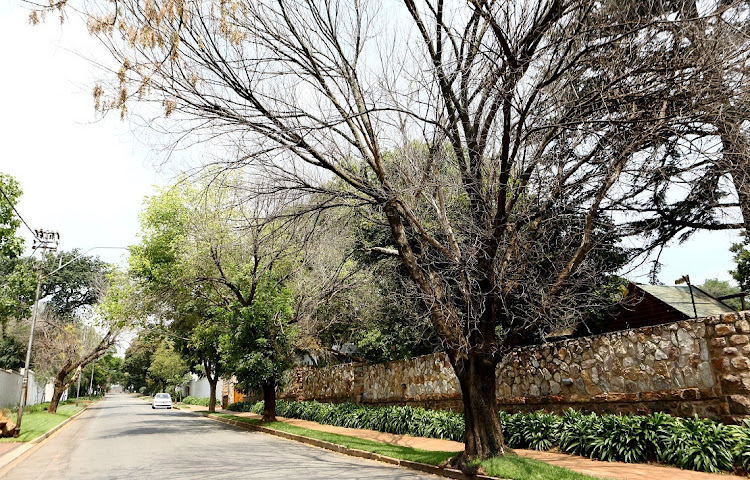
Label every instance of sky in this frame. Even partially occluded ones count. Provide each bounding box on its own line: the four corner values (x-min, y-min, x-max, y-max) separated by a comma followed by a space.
0, 2, 743, 287
0, 3, 172, 266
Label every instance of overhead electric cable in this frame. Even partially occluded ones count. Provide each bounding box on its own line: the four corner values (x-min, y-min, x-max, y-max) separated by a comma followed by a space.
0, 181, 40, 241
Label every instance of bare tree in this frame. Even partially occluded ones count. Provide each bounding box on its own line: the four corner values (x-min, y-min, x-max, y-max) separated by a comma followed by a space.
583, 1, 750, 255
29, 0, 750, 460
33, 310, 117, 413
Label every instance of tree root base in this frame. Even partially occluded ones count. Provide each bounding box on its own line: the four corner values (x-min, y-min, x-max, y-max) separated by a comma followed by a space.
439, 447, 516, 474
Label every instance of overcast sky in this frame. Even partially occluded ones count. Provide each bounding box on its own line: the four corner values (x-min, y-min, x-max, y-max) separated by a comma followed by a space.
0, 2, 743, 287
0, 3, 171, 266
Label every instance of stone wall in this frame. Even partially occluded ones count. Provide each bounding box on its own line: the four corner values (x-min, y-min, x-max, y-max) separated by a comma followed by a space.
280, 312, 750, 422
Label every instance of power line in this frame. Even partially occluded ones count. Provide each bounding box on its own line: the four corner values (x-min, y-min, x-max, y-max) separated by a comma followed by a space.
0, 181, 40, 241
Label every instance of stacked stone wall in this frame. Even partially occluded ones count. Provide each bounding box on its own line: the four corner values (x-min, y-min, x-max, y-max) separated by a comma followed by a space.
280, 312, 750, 422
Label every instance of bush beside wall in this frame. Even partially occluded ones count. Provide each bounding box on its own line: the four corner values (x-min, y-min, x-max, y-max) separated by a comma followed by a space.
182, 396, 211, 406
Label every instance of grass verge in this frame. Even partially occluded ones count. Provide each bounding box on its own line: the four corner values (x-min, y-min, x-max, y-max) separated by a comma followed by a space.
211, 413, 455, 464
209, 413, 603, 480
477, 456, 604, 480
1, 404, 85, 443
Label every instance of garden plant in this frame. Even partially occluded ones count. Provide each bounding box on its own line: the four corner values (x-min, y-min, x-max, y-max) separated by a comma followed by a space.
227, 400, 750, 474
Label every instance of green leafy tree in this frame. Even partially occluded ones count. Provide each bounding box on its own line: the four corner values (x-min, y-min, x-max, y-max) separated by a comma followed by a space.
70, 351, 125, 398
123, 332, 161, 392
41, 250, 110, 319
0, 335, 25, 370
0, 257, 35, 337
171, 309, 231, 412
0, 173, 24, 259
732, 237, 750, 294
220, 275, 296, 421
700, 279, 743, 311
0, 175, 34, 350
129, 175, 303, 414
148, 340, 190, 394
90, 352, 125, 393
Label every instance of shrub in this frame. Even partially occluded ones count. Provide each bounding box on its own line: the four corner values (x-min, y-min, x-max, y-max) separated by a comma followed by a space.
732, 419, 750, 472
226, 401, 259, 412
501, 411, 560, 451
182, 396, 211, 406
244, 399, 464, 441
225, 399, 750, 474
658, 416, 736, 473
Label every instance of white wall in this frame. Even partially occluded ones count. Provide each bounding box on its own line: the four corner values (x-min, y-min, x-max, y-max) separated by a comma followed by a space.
182, 374, 223, 399
0, 369, 47, 408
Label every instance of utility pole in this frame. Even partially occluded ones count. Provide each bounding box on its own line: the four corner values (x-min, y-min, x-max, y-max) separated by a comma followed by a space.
15, 229, 59, 436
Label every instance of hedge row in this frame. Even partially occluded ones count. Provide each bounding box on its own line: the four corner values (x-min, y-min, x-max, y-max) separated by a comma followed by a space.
227, 399, 750, 473
182, 396, 211, 406
501, 409, 750, 473
228, 399, 465, 441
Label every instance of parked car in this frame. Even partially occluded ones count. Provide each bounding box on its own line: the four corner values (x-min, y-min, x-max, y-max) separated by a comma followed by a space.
152, 393, 173, 409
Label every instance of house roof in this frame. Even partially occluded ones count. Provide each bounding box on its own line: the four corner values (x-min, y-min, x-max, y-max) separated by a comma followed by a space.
637, 284, 735, 318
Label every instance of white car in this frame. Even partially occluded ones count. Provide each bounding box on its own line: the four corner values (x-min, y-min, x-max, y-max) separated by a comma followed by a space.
152, 393, 173, 409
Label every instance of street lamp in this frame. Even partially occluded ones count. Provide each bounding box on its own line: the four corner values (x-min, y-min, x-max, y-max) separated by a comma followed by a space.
675, 274, 698, 319
15, 244, 127, 436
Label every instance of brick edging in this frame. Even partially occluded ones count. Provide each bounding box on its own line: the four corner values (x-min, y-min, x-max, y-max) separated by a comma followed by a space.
195, 412, 499, 480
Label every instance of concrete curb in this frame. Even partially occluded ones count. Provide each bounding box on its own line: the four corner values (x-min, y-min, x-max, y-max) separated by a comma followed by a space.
195, 412, 499, 480
0, 399, 98, 475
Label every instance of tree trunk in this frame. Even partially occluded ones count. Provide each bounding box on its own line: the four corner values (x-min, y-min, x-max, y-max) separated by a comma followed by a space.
208, 377, 218, 413
451, 352, 511, 460
262, 378, 276, 422
48, 378, 67, 414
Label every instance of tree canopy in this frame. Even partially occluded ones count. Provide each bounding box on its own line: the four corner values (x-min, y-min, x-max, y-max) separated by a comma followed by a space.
29, 0, 750, 461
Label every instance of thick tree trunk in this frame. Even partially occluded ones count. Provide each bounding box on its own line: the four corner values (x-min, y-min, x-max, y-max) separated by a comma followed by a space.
48, 378, 67, 414
262, 378, 276, 422
451, 353, 511, 460
48, 364, 81, 414
385, 200, 509, 459
208, 377, 218, 413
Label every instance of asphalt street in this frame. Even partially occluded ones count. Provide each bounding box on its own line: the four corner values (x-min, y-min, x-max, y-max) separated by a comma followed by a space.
1, 393, 439, 479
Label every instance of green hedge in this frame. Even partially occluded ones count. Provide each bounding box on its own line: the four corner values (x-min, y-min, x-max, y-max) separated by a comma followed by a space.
228, 399, 465, 440
182, 396, 211, 406
227, 400, 750, 474
501, 410, 745, 472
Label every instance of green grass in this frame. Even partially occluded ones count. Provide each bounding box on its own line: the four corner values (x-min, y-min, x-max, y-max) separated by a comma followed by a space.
208, 413, 604, 479
1, 404, 84, 443
210, 413, 456, 465
477, 455, 604, 480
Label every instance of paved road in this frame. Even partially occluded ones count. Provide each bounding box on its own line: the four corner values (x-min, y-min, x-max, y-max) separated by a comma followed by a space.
1, 394, 438, 479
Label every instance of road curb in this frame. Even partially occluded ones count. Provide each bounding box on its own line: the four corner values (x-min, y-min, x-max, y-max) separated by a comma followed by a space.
194, 412, 499, 480
0, 398, 99, 476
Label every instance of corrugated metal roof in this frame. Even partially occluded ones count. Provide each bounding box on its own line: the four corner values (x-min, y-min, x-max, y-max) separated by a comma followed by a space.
637, 284, 735, 318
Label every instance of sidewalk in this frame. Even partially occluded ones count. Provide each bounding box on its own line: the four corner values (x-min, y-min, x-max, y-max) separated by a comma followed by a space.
0, 445, 20, 461
181, 404, 747, 480
0, 401, 94, 473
